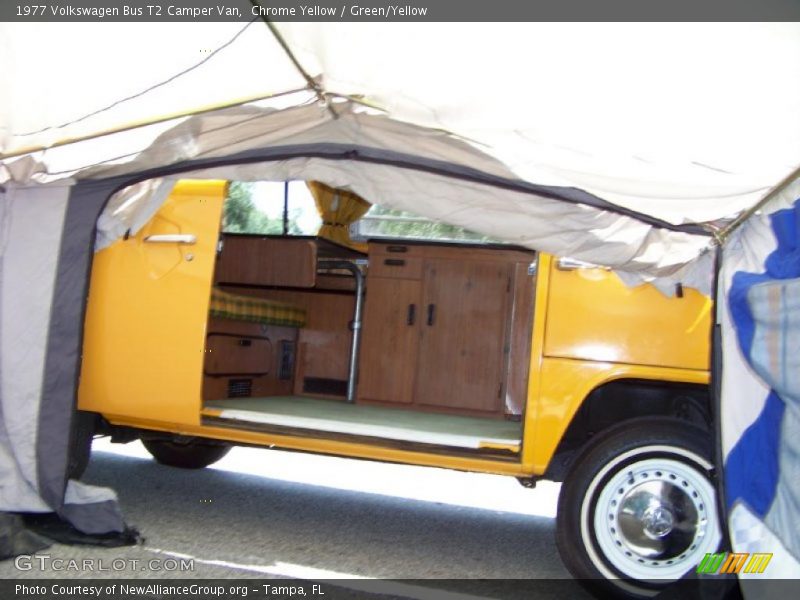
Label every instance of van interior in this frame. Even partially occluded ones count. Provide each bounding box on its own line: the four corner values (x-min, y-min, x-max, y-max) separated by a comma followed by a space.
199, 181, 537, 459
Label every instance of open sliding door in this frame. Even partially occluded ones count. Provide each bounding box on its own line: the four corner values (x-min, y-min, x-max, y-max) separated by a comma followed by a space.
78, 180, 227, 427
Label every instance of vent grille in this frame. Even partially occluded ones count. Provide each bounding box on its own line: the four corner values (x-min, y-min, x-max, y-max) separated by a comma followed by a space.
227, 378, 252, 398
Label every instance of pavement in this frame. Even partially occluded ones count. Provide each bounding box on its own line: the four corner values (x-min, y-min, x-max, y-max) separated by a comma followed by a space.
1, 439, 590, 599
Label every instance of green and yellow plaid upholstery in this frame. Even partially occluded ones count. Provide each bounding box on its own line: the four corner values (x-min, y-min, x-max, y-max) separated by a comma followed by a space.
209, 288, 306, 328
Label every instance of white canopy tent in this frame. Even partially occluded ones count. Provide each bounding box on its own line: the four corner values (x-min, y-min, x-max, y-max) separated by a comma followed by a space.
3, 22, 798, 223
0, 19, 799, 586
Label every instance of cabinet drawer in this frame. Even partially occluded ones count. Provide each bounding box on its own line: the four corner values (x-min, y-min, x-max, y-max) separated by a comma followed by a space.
368, 256, 423, 279
369, 243, 425, 258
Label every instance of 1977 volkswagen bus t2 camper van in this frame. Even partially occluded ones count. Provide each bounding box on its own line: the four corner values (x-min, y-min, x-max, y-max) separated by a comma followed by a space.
75, 179, 719, 599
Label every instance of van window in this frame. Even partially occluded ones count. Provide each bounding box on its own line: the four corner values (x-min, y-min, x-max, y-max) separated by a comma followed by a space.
223, 180, 495, 244
351, 205, 496, 243
222, 181, 321, 235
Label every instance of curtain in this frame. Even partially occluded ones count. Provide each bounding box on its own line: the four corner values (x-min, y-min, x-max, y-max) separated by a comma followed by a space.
307, 181, 371, 250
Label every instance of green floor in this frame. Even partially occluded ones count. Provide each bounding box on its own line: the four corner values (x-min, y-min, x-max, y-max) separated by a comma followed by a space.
205, 395, 521, 447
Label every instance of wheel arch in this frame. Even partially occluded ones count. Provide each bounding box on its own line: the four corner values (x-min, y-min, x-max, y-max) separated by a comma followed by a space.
544, 377, 712, 481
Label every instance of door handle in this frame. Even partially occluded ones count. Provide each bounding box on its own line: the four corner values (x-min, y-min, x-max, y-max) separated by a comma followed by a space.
426, 303, 436, 326
143, 234, 197, 245
407, 304, 416, 326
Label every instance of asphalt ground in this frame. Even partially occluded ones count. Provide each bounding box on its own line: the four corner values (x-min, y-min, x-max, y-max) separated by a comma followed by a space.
1, 439, 590, 599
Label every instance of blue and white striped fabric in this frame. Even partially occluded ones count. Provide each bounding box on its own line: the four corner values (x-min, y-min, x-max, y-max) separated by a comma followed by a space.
720, 176, 800, 583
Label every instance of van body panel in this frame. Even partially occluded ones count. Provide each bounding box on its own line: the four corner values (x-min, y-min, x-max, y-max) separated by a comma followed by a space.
526, 359, 710, 474
543, 261, 712, 370
78, 180, 227, 424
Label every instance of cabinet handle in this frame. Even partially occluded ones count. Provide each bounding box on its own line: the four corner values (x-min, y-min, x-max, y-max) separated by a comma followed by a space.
407, 304, 416, 326
384, 259, 406, 267
426, 303, 436, 326
386, 245, 408, 253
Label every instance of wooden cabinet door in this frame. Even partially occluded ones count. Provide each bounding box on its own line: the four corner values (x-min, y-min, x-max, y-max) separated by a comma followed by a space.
415, 259, 511, 414
205, 334, 273, 376
357, 277, 422, 405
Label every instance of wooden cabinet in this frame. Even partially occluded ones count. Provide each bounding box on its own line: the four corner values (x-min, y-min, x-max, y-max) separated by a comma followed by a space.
358, 242, 535, 417
216, 236, 318, 288
416, 258, 511, 413
357, 278, 422, 405
202, 318, 298, 401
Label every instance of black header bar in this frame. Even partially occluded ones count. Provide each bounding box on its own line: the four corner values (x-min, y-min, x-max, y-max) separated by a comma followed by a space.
3, 0, 800, 22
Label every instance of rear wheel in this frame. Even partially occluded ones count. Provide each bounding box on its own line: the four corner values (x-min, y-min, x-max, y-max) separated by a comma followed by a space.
142, 438, 231, 469
556, 418, 721, 599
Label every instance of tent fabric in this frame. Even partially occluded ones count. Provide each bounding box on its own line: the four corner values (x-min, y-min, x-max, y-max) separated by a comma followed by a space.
0, 22, 306, 154
0, 181, 126, 536
3, 23, 799, 227
13, 102, 715, 284
719, 175, 800, 583
0, 514, 50, 559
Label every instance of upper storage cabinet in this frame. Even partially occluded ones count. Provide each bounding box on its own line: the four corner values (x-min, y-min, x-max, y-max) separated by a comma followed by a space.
216, 235, 318, 288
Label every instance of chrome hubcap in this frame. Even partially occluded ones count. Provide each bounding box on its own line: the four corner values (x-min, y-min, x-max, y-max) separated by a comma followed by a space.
643, 504, 675, 538
616, 479, 698, 561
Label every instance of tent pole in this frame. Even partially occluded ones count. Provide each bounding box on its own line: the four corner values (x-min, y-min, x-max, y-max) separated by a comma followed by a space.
0, 88, 311, 161
283, 181, 290, 235
249, 0, 338, 120
717, 162, 800, 243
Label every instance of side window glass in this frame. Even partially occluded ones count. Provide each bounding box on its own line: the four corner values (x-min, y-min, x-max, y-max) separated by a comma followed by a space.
222, 181, 321, 235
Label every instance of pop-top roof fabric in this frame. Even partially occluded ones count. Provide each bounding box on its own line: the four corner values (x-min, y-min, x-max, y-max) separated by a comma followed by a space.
2, 22, 799, 225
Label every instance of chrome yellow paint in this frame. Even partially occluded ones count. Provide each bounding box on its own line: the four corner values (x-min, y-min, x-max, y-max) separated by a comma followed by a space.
98, 413, 528, 477
520, 254, 711, 475
543, 261, 712, 370
520, 253, 552, 472
527, 358, 709, 474
78, 180, 227, 424
477, 442, 521, 453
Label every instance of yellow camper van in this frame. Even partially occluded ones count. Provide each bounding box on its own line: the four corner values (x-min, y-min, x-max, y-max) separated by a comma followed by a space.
76, 179, 719, 598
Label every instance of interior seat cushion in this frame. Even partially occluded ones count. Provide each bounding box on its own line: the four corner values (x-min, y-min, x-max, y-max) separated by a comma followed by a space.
209, 288, 306, 328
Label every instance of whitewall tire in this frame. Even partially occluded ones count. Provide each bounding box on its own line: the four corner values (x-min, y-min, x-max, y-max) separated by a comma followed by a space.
556, 418, 722, 599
